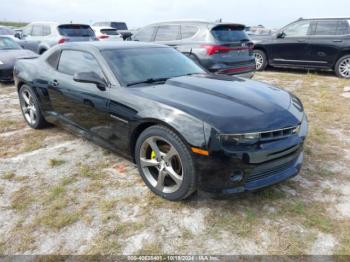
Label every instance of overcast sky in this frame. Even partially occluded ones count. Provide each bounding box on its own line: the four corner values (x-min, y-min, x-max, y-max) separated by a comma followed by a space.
2, 0, 350, 29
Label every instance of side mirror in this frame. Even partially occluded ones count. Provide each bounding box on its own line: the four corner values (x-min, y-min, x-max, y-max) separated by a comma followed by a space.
73, 72, 107, 91
14, 32, 22, 39
277, 32, 285, 39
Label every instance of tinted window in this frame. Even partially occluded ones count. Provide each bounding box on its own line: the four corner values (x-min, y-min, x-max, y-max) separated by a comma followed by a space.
181, 25, 199, 39
211, 25, 249, 42
134, 27, 155, 42
102, 47, 204, 86
0, 37, 21, 50
283, 21, 310, 37
46, 50, 61, 69
111, 22, 128, 30
313, 20, 349, 35
58, 25, 95, 37
42, 25, 51, 36
0, 27, 15, 35
101, 29, 119, 35
155, 25, 180, 41
58, 50, 103, 77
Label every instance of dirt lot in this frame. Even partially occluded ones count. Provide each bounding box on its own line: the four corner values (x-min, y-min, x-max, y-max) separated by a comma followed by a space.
0, 71, 349, 255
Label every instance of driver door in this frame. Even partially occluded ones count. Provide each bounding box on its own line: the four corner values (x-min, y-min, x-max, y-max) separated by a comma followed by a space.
48, 50, 112, 140
267, 20, 312, 66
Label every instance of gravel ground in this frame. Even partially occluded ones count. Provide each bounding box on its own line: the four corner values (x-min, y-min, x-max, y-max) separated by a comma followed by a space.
0, 70, 349, 255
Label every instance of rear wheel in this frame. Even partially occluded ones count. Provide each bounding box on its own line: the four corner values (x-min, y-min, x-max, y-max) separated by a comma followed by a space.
335, 55, 350, 79
19, 85, 48, 129
253, 49, 268, 71
135, 125, 197, 201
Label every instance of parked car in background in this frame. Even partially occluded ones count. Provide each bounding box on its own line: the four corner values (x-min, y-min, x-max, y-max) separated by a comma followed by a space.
253, 18, 350, 78
0, 26, 20, 40
92, 26, 123, 41
92, 21, 132, 40
132, 21, 256, 78
0, 36, 37, 81
18, 22, 97, 54
14, 41, 307, 200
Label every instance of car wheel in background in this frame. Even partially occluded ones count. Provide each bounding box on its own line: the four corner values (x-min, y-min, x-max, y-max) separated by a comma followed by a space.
335, 55, 350, 79
253, 49, 268, 71
135, 125, 197, 201
19, 85, 48, 129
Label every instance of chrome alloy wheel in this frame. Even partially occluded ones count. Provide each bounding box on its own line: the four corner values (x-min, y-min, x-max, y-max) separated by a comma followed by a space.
139, 136, 183, 194
20, 89, 37, 125
254, 52, 264, 70
338, 58, 350, 78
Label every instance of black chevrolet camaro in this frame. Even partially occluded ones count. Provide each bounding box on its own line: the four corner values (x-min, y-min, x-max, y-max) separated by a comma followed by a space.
14, 41, 308, 201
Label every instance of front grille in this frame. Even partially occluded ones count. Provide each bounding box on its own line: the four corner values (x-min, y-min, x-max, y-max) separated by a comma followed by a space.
260, 126, 300, 141
246, 157, 297, 183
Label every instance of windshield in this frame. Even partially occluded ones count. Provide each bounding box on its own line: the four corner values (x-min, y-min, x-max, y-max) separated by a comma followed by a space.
211, 25, 249, 43
102, 47, 205, 86
0, 37, 21, 50
58, 25, 95, 37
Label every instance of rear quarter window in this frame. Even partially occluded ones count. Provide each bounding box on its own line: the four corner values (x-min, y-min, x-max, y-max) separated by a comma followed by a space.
134, 27, 156, 42
211, 25, 249, 42
46, 50, 61, 69
180, 25, 199, 39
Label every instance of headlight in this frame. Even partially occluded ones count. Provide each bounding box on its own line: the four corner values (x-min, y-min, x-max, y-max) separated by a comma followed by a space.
220, 132, 260, 144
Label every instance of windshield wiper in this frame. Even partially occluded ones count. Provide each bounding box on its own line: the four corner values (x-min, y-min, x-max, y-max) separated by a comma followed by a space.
126, 77, 169, 87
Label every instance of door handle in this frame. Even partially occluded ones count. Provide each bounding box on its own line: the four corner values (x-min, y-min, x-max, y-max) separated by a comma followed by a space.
333, 40, 343, 43
297, 40, 306, 43
51, 79, 59, 87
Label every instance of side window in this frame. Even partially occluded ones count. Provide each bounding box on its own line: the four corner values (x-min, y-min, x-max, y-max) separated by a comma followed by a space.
283, 21, 311, 37
336, 21, 349, 35
31, 25, 43, 36
154, 25, 180, 41
181, 25, 199, 39
58, 50, 104, 78
46, 50, 61, 69
42, 25, 51, 36
134, 26, 155, 42
313, 20, 339, 36
22, 25, 32, 36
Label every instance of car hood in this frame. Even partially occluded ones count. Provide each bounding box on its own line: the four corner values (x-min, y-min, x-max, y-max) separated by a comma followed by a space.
0, 49, 38, 66
129, 74, 304, 134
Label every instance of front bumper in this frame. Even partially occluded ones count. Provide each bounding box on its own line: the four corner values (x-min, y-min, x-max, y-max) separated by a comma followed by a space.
0, 67, 14, 82
195, 119, 308, 194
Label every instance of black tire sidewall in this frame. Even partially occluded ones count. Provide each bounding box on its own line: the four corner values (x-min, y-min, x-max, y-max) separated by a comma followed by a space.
135, 125, 196, 201
335, 55, 350, 78
254, 49, 267, 71
19, 85, 46, 129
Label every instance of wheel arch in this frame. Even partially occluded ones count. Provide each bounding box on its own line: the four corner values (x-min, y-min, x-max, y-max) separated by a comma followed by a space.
129, 118, 202, 163
254, 45, 269, 61
334, 50, 350, 69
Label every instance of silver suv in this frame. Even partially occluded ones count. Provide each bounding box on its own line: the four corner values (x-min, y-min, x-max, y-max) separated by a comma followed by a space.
19, 22, 97, 54
132, 20, 256, 77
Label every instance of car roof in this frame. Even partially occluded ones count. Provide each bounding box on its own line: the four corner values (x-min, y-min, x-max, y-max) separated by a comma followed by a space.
92, 26, 116, 30
299, 17, 350, 21
61, 41, 167, 50
146, 20, 245, 27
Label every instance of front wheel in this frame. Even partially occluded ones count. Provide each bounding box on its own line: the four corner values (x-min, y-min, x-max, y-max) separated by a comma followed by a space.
19, 85, 48, 129
135, 125, 197, 201
253, 49, 268, 71
335, 55, 350, 79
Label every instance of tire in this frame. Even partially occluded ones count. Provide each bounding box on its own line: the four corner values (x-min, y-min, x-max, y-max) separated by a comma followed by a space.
253, 49, 268, 71
18, 85, 48, 129
135, 125, 197, 201
335, 55, 350, 79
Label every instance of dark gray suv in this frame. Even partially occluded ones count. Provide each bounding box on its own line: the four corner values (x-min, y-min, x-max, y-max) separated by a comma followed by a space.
132, 21, 256, 77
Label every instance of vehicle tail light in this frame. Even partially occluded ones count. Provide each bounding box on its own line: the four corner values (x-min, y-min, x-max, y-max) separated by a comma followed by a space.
201, 44, 250, 56
58, 38, 68, 44
98, 34, 109, 40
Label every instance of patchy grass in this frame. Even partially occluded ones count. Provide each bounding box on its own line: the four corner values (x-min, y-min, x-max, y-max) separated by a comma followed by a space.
48, 158, 66, 167
10, 187, 34, 211
1, 171, 16, 180
0, 119, 26, 133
